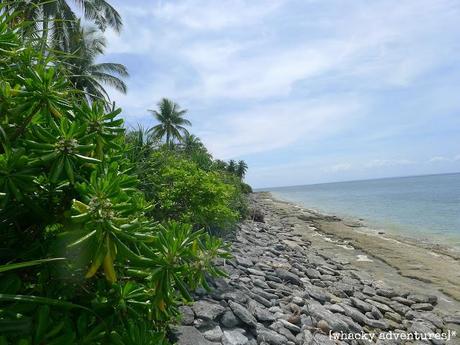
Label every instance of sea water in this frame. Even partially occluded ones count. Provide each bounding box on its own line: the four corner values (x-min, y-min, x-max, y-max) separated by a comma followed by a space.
266, 173, 460, 248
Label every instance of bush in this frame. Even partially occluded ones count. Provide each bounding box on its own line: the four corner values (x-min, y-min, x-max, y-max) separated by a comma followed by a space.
140, 150, 242, 232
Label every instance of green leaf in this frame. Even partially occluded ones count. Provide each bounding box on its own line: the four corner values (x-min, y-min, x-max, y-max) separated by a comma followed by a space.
0, 258, 66, 273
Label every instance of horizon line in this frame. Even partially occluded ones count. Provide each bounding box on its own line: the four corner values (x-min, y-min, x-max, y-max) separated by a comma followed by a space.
256, 171, 460, 191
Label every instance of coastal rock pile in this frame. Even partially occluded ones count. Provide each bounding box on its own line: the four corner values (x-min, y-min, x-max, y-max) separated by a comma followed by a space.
171, 196, 458, 345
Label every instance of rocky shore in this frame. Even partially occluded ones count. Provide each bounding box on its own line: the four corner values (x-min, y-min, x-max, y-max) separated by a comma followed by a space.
172, 193, 460, 345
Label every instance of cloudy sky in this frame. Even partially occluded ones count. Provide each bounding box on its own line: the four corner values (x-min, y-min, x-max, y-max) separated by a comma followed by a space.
102, 0, 460, 188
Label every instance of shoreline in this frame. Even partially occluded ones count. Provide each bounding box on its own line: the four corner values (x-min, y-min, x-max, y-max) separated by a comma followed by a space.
257, 191, 460, 304
173, 192, 460, 345
268, 191, 460, 260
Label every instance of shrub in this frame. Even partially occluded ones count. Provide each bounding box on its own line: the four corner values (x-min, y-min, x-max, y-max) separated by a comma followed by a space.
141, 150, 241, 232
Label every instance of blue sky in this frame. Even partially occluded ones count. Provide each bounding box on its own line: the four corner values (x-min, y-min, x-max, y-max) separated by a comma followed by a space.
101, 0, 460, 188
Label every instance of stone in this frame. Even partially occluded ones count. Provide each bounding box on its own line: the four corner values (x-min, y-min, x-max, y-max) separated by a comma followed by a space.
229, 301, 258, 328
257, 327, 288, 345
411, 303, 434, 311
172, 326, 217, 345
376, 288, 398, 298
389, 301, 411, 316
250, 293, 272, 308
203, 326, 223, 342
350, 297, 373, 313
305, 303, 349, 332
291, 296, 304, 306
407, 294, 438, 305
385, 312, 402, 323
221, 310, 240, 328
317, 319, 330, 332
235, 256, 253, 268
392, 296, 414, 306
278, 319, 301, 333
222, 329, 249, 345
305, 268, 321, 279
362, 286, 376, 296
192, 300, 225, 321
366, 299, 394, 313
306, 286, 330, 304
222, 291, 248, 304
178, 305, 195, 325
275, 268, 302, 286
444, 315, 460, 325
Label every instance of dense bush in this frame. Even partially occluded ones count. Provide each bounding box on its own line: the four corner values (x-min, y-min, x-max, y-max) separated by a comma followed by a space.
140, 150, 241, 232
0, 11, 233, 344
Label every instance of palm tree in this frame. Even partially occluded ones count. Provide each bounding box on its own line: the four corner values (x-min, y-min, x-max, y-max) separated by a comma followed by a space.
60, 23, 128, 103
236, 160, 248, 179
3, 0, 122, 49
148, 98, 191, 148
227, 160, 236, 174
181, 133, 204, 153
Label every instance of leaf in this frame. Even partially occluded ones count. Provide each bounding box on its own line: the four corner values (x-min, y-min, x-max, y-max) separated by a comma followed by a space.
0, 258, 66, 273
0, 294, 90, 311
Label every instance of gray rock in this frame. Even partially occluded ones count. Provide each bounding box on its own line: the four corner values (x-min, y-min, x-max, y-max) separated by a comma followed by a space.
179, 305, 195, 325
222, 329, 249, 345
278, 319, 301, 333
275, 268, 302, 286
222, 291, 248, 304
305, 303, 349, 332
203, 326, 223, 342
411, 303, 434, 311
407, 294, 438, 305
172, 326, 218, 345
371, 306, 384, 319
377, 288, 398, 298
229, 301, 258, 328
362, 286, 376, 296
250, 293, 272, 308
192, 300, 225, 321
221, 310, 241, 328
257, 327, 288, 345
365, 299, 394, 313
389, 301, 411, 316
306, 286, 330, 304
341, 304, 388, 329
247, 268, 266, 277
419, 312, 444, 328
350, 297, 373, 313
305, 268, 321, 279
235, 256, 254, 268
444, 315, 460, 325
392, 296, 414, 306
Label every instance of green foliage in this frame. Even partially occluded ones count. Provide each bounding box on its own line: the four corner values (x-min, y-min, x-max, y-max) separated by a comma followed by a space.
141, 150, 241, 232
0, 12, 232, 344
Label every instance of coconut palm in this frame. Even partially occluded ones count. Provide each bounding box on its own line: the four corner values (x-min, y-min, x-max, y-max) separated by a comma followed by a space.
2, 0, 122, 46
60, 23, 128, 103
181, 133, 204, 153
236, 160, 248, 179
148, 99, 191, 148
227, 160, 236, 174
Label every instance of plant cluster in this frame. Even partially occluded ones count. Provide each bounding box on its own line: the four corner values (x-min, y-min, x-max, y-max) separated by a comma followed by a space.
0, 9, 234, 344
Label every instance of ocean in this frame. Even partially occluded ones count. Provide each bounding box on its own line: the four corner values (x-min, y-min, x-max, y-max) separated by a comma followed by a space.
265, 173, 460, 248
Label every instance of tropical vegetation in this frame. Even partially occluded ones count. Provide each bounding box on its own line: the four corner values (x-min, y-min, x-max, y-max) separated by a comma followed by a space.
0, 3, 250, 344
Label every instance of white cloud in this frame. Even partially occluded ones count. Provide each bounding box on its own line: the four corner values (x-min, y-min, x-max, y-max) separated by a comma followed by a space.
198, 98, 362, 158
365, 159, 415, 168
324, 163, 353, 173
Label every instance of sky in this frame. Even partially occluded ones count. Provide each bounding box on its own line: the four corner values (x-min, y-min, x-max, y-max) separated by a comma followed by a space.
101, 0, 460, 188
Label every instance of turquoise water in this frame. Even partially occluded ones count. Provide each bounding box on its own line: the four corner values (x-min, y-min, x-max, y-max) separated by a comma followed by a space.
266, 173, 460, 248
